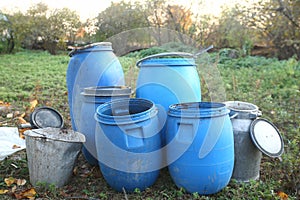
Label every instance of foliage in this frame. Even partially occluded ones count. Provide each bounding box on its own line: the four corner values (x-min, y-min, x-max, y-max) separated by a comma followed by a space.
237, 0, 300, 59
93, 1, 148, 42
4, 3, 82, 55
0, 12, 14, 54
210, 7, 255, 55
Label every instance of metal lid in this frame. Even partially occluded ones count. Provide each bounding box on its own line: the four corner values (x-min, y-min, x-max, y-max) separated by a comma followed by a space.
82, 86, 131, 97
30, 107, 64, 128
250, 118, 284, 157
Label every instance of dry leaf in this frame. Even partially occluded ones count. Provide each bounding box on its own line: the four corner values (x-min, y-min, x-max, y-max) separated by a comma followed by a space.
20, 112, 26, 118
19, 128, 31, 139
16, 179, 26, 186
277, 191, 288, 200
6, 113, 13, 118
11, 185, 17, 193
29, 99, 38, 112
14, 188, 36, 199
0, 101, 10, 107
4, 177, 16, 186
0, 189, 9, 194
17, 117, 27, 124
12, 144, 21, 149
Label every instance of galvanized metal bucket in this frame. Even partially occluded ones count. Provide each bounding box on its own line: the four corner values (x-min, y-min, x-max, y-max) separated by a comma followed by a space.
24, 128, 85, 187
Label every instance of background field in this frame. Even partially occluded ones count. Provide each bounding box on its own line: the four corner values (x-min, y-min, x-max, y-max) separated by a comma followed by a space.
0, 49, 299, 199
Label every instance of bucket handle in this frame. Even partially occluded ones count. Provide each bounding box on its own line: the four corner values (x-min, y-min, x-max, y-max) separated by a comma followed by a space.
229, 110, 262, 119
136, 45, 214, 67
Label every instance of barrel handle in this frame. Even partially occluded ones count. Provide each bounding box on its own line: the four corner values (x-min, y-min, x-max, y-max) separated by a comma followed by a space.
68, 42, 112, 57
136, 52, 194, 67
136, 45, 214, 67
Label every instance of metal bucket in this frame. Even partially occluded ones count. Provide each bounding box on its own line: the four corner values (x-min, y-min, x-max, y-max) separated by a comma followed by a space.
24, 128, 85, 187
224, 101, 262, 182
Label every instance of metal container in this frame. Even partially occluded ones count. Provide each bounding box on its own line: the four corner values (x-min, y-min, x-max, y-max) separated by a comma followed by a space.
225, 101, 284, 182
24, 128, 85, 187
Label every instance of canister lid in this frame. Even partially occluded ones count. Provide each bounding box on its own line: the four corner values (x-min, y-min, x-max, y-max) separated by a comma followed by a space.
30, 107, 64, 128
82, 86, 131, 97
250, 118, 284, 157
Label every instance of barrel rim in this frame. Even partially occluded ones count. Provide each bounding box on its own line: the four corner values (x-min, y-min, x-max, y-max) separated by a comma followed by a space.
95, 98, 158, 125
82, 86, 131, 97
137, 58, 196, 67
168, 102, 229, 118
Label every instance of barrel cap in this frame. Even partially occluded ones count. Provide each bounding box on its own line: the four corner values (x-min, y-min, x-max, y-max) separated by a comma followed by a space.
30, 106, 64, 129
250, 118, 284, 158
82, 86, 131, 97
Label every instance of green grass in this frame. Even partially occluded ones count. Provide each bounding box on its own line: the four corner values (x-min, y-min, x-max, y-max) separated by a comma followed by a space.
0, 50, 299, 199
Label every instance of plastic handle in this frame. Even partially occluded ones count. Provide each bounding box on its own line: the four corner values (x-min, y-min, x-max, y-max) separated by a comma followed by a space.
136, 52, 194, 67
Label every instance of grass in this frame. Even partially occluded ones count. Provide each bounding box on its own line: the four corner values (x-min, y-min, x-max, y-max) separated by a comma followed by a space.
0, 50, 299, 199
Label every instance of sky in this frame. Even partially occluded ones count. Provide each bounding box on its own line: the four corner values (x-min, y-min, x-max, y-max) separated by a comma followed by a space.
0, 0, 243, 21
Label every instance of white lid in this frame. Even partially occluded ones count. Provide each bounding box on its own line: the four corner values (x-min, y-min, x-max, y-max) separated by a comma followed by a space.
250, 118, 284, 157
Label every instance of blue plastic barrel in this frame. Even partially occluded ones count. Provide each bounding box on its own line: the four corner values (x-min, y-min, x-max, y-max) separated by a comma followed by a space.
136, 52, 201, 144
166, 102, 234, 194
66, 42, 125, 130
95, 98, 162, 192
79, 86, 131, 165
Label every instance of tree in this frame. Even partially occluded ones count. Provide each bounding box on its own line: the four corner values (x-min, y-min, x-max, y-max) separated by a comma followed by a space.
238, 0, 300, 59
209, 7, 255, 55
94, 1, 148, 41
0, 12, 14, 53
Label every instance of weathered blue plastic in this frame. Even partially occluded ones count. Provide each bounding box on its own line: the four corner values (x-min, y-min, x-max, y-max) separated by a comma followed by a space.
136, 57, 201, 144
79, 86, 131, 165
95, 98, 162, 192
66, 42, 125, 131
166, 102, 234, 195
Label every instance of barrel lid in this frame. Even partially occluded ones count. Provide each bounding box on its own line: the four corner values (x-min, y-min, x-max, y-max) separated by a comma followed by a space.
30, 106, 64, 128
82, 86, 131, 97
250, 118, 284, 157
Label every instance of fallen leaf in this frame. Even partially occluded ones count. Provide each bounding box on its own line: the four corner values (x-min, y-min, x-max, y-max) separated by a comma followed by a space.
12, 145, 21, 149
14, 188, 36, 199
20, 113, 26, 118
16, 179, 26, 186
0, 189, 9, 194
19, 128, 31, 139
0, 101, 10, 107
277, 191, 288, 200
11, 185, 17, 193
29, 99, 38, 112
4, 177, 16, 186
6, 113, 13, 118
17, 117, 27, 124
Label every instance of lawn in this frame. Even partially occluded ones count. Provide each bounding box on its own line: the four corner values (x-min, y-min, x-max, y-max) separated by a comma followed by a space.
0, 50, 299, 199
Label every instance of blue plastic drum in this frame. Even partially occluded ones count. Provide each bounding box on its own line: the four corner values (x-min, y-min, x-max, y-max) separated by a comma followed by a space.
136, 52, 201, 144
95, 98, 162, 192
66, 42, 125, 130
79, 86, 131, 165
166, 102, 234, 194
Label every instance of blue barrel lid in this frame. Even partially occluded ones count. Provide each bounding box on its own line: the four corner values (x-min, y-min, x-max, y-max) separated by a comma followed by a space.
69, 42, 113, 57
168, 102, 229, 118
